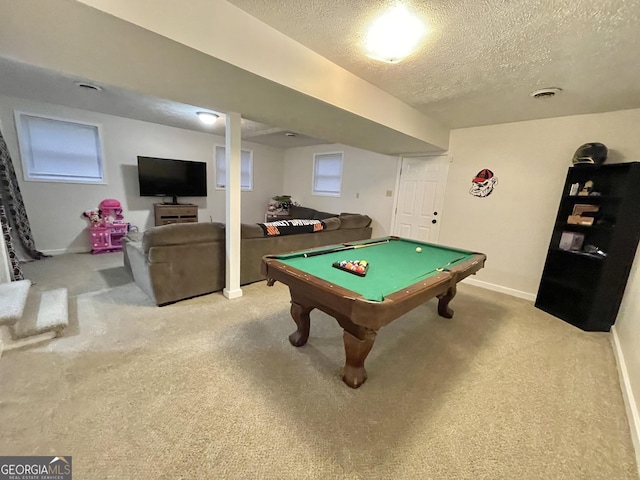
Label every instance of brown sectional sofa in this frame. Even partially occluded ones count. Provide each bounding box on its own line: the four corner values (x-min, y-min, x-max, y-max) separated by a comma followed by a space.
123, 207, 372, 305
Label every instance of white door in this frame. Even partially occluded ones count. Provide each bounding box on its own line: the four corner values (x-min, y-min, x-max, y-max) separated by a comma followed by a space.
392, 155, 449, 243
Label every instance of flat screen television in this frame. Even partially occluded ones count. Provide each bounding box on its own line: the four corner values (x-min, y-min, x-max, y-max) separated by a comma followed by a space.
137, 156, 207, 205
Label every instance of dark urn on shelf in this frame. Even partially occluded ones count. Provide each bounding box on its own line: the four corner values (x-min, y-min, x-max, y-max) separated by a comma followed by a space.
272, 195, 293, 211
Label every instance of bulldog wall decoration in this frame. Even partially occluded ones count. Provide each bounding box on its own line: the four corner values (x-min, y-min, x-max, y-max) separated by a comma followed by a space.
469, 168, 498, 197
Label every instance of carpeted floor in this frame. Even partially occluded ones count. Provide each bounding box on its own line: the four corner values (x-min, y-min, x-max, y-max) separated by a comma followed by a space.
1, 252, 637, 479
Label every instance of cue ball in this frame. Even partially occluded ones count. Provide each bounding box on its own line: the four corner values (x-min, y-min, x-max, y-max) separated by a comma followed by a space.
416, 247, 422, 253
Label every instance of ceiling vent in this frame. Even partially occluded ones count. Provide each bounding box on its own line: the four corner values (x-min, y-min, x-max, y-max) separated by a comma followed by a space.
74, 81, 103, 91
530, 87, 562, 99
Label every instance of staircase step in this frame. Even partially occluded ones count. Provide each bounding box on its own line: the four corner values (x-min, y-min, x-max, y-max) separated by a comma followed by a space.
0, 280, 31, 327
1, 326, 57, 354
12, 288, 69, 339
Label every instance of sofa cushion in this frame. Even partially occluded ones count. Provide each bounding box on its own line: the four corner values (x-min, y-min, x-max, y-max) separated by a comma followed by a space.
126, 239, 144, 256
288, 205, 338, 220
288, 205, 316, 219
124, 231, 144, 243
322, 217, 341, 231
339, 213, 372, 229
241, 223, 266, 239
143, 222, 225, 253
313, 210, 339, 220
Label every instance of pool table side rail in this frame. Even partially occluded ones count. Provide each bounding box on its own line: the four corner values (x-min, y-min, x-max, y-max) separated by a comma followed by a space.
353, 252, 486, 329
273, 237, 393, 260
261, 253, 486, 330
273, 236, 476, 261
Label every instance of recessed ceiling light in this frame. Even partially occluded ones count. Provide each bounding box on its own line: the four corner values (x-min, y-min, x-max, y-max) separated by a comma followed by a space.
74, 81, 102, 91
285, 132, 297, 137
530, 87, 562, 99
364, 5, 426, 63
197, 111, 219, 125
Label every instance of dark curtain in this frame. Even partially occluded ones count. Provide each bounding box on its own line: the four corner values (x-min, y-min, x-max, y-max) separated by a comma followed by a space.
0, 125, 47, 279
0, 197, 23, 280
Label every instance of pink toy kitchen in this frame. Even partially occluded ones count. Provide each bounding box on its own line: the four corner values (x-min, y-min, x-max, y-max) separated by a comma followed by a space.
83, 199, 130, 254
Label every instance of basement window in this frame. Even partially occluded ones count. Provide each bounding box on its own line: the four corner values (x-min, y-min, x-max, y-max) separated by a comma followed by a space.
313, 152, 343, 196
215, 146, 253, 190
15, 112, 105, 184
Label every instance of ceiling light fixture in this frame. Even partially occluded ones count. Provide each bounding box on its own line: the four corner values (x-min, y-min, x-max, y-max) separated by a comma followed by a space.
284, 132, 297, 137
364, 4, 426, 63
529, 87, 562, 99
197, 111, 219, 125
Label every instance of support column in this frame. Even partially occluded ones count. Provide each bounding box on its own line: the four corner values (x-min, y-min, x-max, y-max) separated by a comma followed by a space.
223, 112, 243, 299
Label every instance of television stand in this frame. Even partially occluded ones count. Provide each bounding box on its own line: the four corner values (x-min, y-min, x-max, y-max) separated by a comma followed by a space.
154, 203, 198, 226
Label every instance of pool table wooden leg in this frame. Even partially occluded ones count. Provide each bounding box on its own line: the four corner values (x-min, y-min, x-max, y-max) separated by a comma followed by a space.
342, 329, 377, 388
437, 284, 457, 318
289, 301, 313, 347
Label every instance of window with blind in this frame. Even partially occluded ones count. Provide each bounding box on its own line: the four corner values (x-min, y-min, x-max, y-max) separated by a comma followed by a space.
215, 146, 253, 190
313, 152, 343, 196
15, 112, 105, 184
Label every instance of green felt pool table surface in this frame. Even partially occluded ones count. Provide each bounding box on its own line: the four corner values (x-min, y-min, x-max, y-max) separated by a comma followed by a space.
274, 237, 475, 301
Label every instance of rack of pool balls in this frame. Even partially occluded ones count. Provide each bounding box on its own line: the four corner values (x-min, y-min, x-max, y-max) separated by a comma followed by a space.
332, 259, 369, 277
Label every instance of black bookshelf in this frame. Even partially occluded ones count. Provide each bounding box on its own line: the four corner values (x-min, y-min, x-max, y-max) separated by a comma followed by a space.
535, 162, 640, 331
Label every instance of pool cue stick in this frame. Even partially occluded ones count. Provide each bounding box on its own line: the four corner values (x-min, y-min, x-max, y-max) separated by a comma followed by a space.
302, 239, 390, 258
411, 255, 468, 280
436, 255, 468, 271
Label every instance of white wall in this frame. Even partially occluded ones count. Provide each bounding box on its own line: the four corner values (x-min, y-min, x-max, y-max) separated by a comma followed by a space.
615, 252, 640, 464
442, 108, 640, 298
444, 109, 640, 454
283, 144, 399, 238
0, 95, 285, 254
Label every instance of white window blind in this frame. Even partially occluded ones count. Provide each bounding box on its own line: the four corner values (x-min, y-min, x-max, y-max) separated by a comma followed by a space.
313, 152, 343, 196
215, 146, 253, 190
15, 113, 104, 184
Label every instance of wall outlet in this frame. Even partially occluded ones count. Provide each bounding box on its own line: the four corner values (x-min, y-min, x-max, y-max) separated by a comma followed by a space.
386, 190, 392, 197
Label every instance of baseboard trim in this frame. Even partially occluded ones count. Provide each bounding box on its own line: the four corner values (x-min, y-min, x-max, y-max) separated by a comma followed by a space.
463, 277, 536, 302
223, 288, 243, 299
611, 326, 640, 477
41, 247, 89, 256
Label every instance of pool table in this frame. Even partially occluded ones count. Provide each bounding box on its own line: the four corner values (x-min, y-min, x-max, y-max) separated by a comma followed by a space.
261, 236, 486, 388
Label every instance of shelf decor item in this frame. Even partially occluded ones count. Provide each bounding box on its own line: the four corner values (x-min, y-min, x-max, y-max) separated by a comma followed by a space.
271, 195, 294, 212
572, 142, 608, 165
577, 180, 594, 196
568, 182, 580, 196
535, 162, 640, 331
559, 232, 584, 251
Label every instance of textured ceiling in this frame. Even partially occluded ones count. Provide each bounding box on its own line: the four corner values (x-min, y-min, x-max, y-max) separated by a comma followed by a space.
1, 0, 639, 152
228, 0, 640, 128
